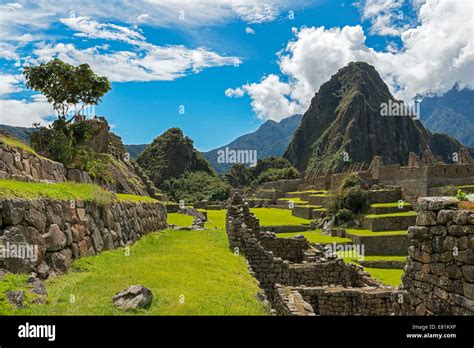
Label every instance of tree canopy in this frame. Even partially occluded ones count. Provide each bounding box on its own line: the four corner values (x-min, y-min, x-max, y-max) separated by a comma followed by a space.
23, 58, 111, 119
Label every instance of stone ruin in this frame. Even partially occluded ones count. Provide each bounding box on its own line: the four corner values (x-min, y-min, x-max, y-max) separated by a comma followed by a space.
226, 193, 400, 316
226, 194, 474, 316
399, 197, 474, 315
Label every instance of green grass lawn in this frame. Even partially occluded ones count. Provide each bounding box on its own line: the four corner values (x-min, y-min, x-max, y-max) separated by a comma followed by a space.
363, 268, 403, 287
345, 229, 408, 237
287, 190, 327, 194
276, 230, 351, 244
203, 209, 226, 230
0, 179, 156, 204
364, 211, 417, 219
167, 213, 194, 226
0, 229, 268, 316
251, 208, 311, 226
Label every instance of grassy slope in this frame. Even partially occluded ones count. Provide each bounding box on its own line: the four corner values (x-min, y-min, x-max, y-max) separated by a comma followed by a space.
0, 134, 37, 155
364, 211, 417, 219
345, 229, 408, 236
0, 179, 155, 203
167, 213, 195, 226
0, 230, 268, 316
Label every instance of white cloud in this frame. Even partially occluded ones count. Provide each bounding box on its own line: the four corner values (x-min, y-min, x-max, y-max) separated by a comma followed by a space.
0, 94, 54, 127
60, 16, 145, 44
227, 0, 474, 121
0, 74, 23, 96
225, 87, 245, 97
357, 0, 410, 36
136, 13, 150, 23
31, 42, 241, 82
245, 27, 256, 34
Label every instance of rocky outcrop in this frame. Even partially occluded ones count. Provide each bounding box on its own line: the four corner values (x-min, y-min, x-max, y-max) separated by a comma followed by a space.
0, 198, 167, 277
284, 62, 466, 173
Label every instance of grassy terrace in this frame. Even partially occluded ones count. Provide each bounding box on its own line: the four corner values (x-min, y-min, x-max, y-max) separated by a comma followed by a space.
251, 208, 311, 226
277, 197, 308, 204
276, 230, 351, 244
364, 211, 417, 219
0, 230, 268, 315
370, 202, 412, 208
0, 134, 37, 155
0, 179, 156, 203
287, 190, 327, 194
345, 228, 408, 237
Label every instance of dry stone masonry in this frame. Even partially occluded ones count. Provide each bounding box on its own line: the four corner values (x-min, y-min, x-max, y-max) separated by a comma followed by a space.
0, 139, 67, 183
400, 197, 474, 315
226, 193, 400, 316
0, 197, 167, 278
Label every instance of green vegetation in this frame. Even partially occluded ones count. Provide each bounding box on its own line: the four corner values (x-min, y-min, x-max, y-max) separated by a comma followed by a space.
277, 197, 308, 204
167, 213, 194, 227
164, 171, 230, 203
24, 58, 111, 119
370, 202, 411, 208
0, 134, 37, 155
0, 230, 268, 315
203, 209, 226, 230
364, 211, 417, 219
276, 230, 351, 244
456, 189, 468, 201
287, 190, 327, 194
251, 208, 311, 226
345, 228, 407, 237
0, 179, 154, 204
225, 156, 300, 189
364, 268, 403, 287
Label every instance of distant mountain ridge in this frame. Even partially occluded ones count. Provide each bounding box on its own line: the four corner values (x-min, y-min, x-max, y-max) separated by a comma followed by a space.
202, 114, 302, 173
420, 85, 474, 147
0, 124, 34, 144
284, 62, 470, 173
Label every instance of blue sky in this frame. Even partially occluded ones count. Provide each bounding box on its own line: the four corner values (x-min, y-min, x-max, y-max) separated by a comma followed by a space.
0, 0, 472, 150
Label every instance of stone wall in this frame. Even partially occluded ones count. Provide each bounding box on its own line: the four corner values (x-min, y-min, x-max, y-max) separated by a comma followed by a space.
0, 197, 167, 278
278, 285, 397, 316
0, 141, 66, 183
400, 197, 474, 315
226, 193, 399, 315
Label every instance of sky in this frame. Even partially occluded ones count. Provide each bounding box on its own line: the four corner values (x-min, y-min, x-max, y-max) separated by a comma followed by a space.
0, 0, 473, 150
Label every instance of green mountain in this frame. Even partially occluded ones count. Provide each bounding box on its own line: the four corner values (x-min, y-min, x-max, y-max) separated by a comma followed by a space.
0, 124, 34, 143
420, 85, 474, 147
202, 114, 302, 173
137, 127, 215, 188
284, 62, 467, 173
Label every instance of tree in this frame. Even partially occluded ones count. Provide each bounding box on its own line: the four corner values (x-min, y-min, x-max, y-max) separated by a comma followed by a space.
24, 58, 111, 119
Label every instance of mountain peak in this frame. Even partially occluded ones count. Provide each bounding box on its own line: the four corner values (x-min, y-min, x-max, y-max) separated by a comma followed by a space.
284, 61, 464, 173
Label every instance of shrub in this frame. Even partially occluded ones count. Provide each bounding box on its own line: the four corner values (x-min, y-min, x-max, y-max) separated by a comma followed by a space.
335, 208, 354, 224
456, 189, 468, 201
340, 172, 363, 191
343, 186, 369, 214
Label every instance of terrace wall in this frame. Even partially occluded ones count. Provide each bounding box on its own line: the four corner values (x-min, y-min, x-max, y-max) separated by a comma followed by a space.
0, 141, 67, 183
399, 197, 474, 315
226, 193, 398, 315
0, 197, 167, 278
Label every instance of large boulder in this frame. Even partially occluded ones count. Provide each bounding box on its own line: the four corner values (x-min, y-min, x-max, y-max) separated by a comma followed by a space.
42, 224, 67, 251
112, 285, 153, 310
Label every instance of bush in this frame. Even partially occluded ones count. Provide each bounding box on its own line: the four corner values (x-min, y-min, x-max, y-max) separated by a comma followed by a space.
456, 189, 468, 201
340, 172, 364, 191
252, 167, 300, 187
343, 186, 369, 214
335, 208, 354, 225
